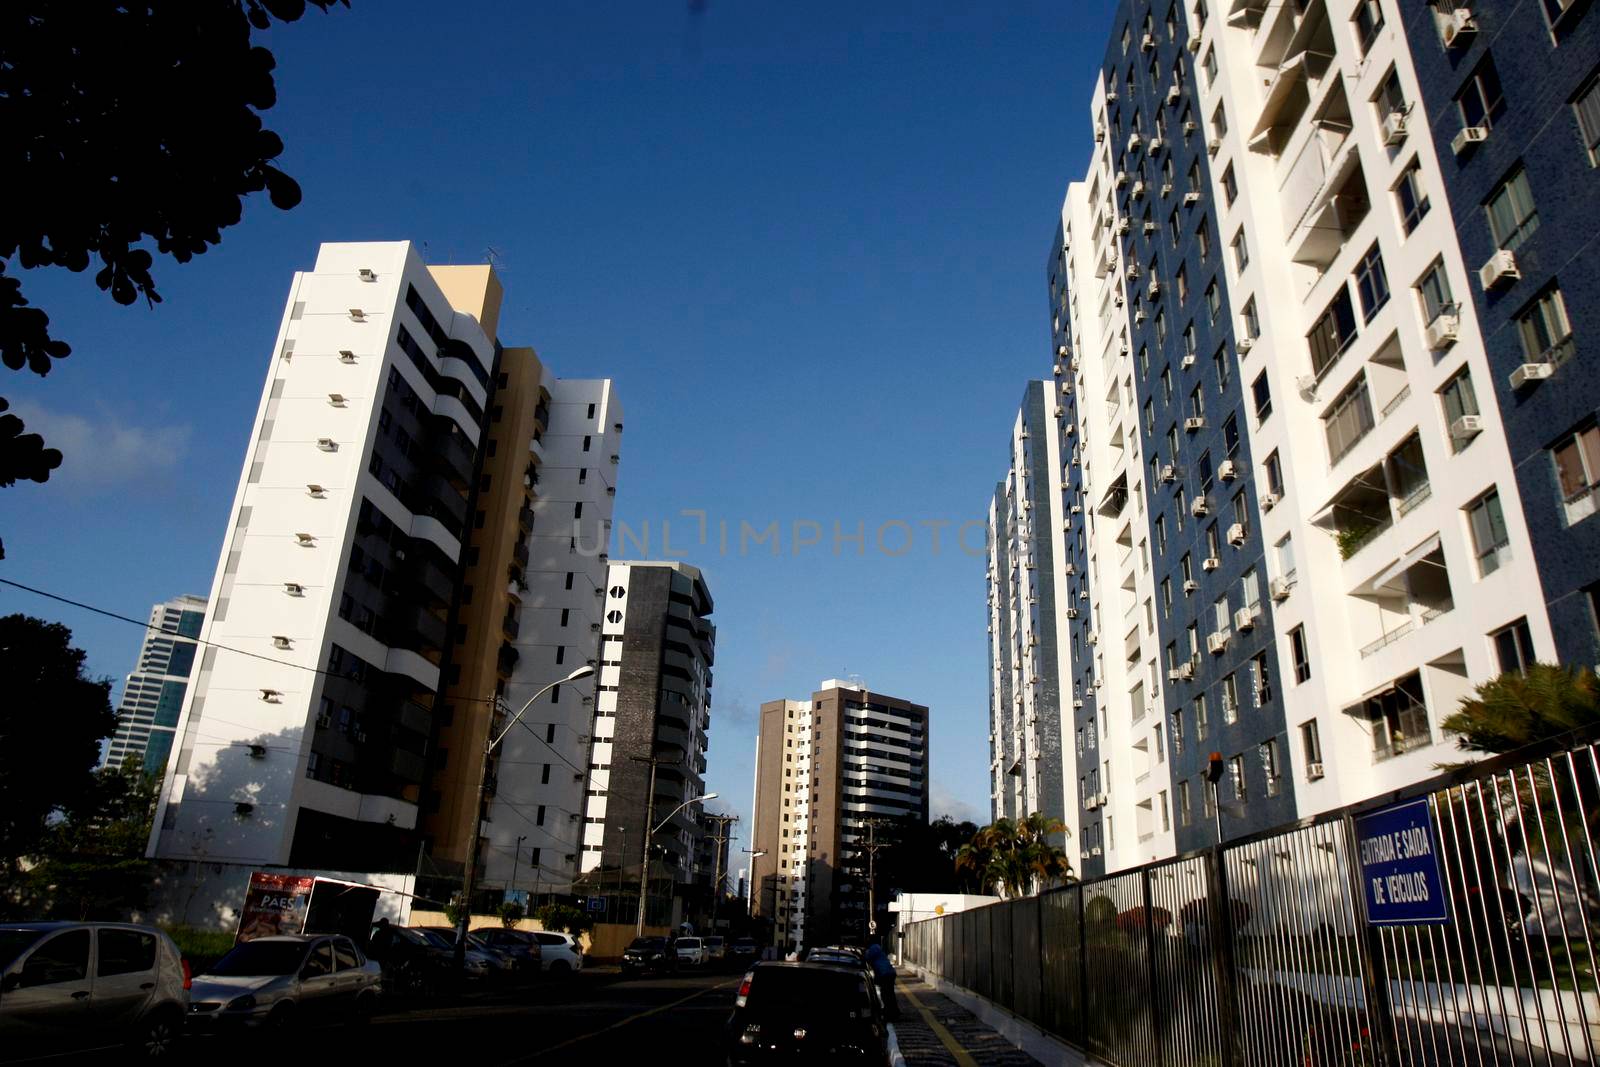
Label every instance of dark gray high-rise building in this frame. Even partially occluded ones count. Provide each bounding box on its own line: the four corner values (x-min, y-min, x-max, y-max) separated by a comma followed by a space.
104, 595, 207, 775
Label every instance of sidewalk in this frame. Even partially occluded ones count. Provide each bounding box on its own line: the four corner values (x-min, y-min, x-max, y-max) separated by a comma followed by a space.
892, 975, 1041, 1067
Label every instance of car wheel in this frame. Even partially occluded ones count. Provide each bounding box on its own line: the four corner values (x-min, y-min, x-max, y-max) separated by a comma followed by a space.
267, 1002, 297, 1031
348, 992, 377, 1025
129, 1008, 181, 1059
550, 959, 571, 975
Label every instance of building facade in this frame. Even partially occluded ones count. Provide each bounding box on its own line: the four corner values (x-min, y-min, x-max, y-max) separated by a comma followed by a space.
578, 561, 716, 921
148, 242, 620, 892
986, 381, 1075, 847
750, 681, 929, 948
103, 595, 207, 775
1024, 0, 1574, 875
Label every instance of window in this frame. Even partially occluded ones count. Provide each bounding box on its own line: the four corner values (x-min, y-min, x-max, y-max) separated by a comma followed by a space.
1205, 282, 1221, 324
1309, 285, 1359, 378
1458, 56, 1506, 132
1138, 344, 1151, 377
1232, 228, 1250, 272
1417, 260, 1455, 327
1467, 488, 1510, 576
1203, 46, 1218, 84
1289, 625, 1311, 682
1262, 738, 1283, 795
98, 930, 158, 977
1170, 209, 1183, 246
1156, 309, 1169, 344
1221, 164, 1237, 206
1355, 244, 1390, 322
1439, 369, 1480, 452
1162, 576, 1174, 616
1553, 426, 1600, 520
1222, 674, 1240, 723
1177, 265, 1189, 303
1183, 324, 1198, 361
1230, 754, 1248, 800
1252, 372, 1273, 423
1179, 780, 1192, 825
1264, 449, 1283, 495
1155, 514, 1168, 554
1354, 0, 1385, 51
1395, 161, 1430, 235
1224, 414, 1240, 457
1375, 66, 1406, 120
1241, 567, 1261, 613
1300, 719, 1323, 774
1487, 168, 1539, 253
1190, 384, 1206, 422
1366, 672, 1430, 760
1206, 523, 1222, 559
1517, 287, 1573, 364
1198, 450, 1214, 491
1216, 348, 1232, 393
1196, 693, 1209, 738
1577, 75, 1600, 167
1203, 777, 1218, 818
1197, 218, 1212, 261
1276, 534, 1296, 584
1161, 367, 1174, 403
20, 930, 89, 987
1324, 374, 1375, 464
1492, 617, 1537, 673
1212, 102, 1228, 139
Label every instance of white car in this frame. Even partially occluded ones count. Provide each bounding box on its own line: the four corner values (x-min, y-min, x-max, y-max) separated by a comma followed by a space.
531, 932, 584, 974
674, 937, 705, 966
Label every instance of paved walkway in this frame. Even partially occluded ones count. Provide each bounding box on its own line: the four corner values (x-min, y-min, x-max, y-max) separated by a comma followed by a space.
893, 975, 1042, 1066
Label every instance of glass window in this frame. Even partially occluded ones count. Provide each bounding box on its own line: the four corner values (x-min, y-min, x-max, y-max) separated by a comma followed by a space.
1458, 56, 1506, 131
1440, 369, 1480, 453
1190, 384, 1206, 420
1216, 348, 1232, 393
97, 930, 158, 977
1205, 282, 1221, 324
1367, 672, 1430, 760
1577, 75, 1600, 167
1241, 567, 1261, 611
1466, 488, 1510, 576
1276, 534, 1296, 583
1552, 425, 1600, 508
1212, 102, 1228, 138
1196, 694, 1209, 737
1203, 46, 1218, 84
1232, 228, 1250, 272
1179, 780, 1192, 825
1242, 297, 1260, 339
1492, 617, 1537, 673
1262, 738, 1282, 795
1221, 164, 1237, 206
21, 930, 89, 987
1264, 449, 1283, 494
1252, 372, 1273, 423
1416, 259, 1455, 326
1395, 161, 1430, 235
1222, 674, 1239, 723
1354, 0, 1385, 53
1184, 323, 1197, 357
1177, 265, 1189, 303
1308, 285, 1359, 377
1323, 374, 1375, 464
1290, 626, 1311, 682
1355, 243, 1390, 322
1516, 287, 1572, 362
1486, 168, 1539, 252
1301, 719, 1323, 769
1224, 413, 1240, 456
1376, 67, 1407, 119
1197, 218, 1212, 260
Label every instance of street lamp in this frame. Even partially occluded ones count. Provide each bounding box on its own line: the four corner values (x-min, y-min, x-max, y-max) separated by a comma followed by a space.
635, 790, 719, 936
455, 665, 595, 961
741, 848, 767, 909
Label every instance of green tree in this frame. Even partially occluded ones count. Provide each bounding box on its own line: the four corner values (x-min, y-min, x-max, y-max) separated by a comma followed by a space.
1439, 664, 1600, 756
954, 814, 1073, 898
24, 755, 158, 919
0, 614, 116, 907
0, 0, 344, 509
497, 900, 525, 928
532, 903, 595, 936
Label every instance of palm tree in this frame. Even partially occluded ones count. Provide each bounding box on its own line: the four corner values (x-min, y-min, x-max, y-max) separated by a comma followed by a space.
1439, 664, 1600, 756
953, 814, 1073, 898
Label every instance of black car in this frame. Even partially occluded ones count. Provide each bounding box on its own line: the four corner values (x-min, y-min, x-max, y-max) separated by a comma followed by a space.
730, 938, 759, 964
619, 937, 676, 977
725, 962, 891, 1065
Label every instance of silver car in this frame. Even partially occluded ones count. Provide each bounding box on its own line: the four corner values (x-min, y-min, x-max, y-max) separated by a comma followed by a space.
0, 921, 189, 1060
187, 934, 381, 1028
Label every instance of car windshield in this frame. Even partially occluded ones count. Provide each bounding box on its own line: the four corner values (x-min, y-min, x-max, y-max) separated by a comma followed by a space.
205, 940, 307, 976
415, 929, 455, 950
0, 929, 46, 970
627, 938, 665, 950
744, 967, 873, 1020
678, 938, 701, 948
706, 937, 724, 947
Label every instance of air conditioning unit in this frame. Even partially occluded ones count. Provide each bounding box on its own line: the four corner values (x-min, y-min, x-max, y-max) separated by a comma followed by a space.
1442, 8, 1476, 46
1150, 136, 1167, 154
1237, 336, 1254, 353
1064, 562, 1077, 576
1144, 220, 1158, 234
1218, 460, 1237, 481
1087, 631, 1100, 645
1381, 111, 1409, 146
1451, 125, 1488, 155
1185, 416, 1206, 431
1234, 607, 1257, 631
1479, 250, 1520, 290
1142, 32, 1156, 50
1181, 354, 1196, 369
1509, 362, 1554, 389
338, 349, 357, 363
260, 688, 282, 703
1183, 120, 1198, 134
1073, 698, 1084, 709
1084, 795, 1101, 811
1421, 313, 1460, 351
1184, 191, 1201, 206
1058, 343, 1070, 358
316, 437, 338, 452
1191, 496, 1210, 517
294, 532, 316, 546
1450, 414, 1485, 442
358, 267, 377, 282
1106, 90, 1120, 103
1071, 503, 1082, 514
1202, 555, 1221, 571
1169, 662, 1195, 681
1096, 123, 1107, 142
1116, 169, 1130, 187
1207, 137, 1221, 155
1270, 576, 1294, 600
1117, 217, 1131, 235
1168, 85, 1183, 104
1160, 463, 1177, 483
1135, 309, 1148, 324
1133, 180, 1148, 198
1128, 133, 1144, 153
1296, 375, 1319, 402
1207, 632, 1229, 654
272, 635, 292, 650
1066, 607, 1080, 619
1126, 263, 1141, 280
1054, 363, 1066, 377
306, 483, 326, 498
1090, 845, 1103, 857
284, 582, 305, 597
1227, 522, 1247, 546
1183, 579, 1200, 594
1148, 280, 1162, 299
1161, 182, 1175, 198
1261, 491, 1279, 511
1055, 404, 1066, 417
347, 308, 366, 321
326, 391, 343, 407
1307, 761, 1326, 781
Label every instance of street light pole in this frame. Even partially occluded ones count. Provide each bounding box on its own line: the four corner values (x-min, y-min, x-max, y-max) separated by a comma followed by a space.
455, 665, 594, 965
704, 813, 739, 933
633, 767, 718, 937
509, 834, 527, 906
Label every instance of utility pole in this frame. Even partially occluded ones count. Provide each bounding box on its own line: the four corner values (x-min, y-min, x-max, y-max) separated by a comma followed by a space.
632, 754, 717, 936
509, 834, 527, 905
861, 819, 886, 944
704, 813, 739, 933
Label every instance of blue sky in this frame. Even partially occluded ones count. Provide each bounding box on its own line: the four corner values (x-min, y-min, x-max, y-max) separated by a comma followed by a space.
0, 0, 1110, 857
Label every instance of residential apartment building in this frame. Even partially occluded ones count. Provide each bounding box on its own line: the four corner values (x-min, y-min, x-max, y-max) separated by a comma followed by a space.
577, 561, 716, 921
750, 681, 928, 948
986, 381, 1075, 847
103, 595, 207, 775
148, 242, 619, 893
1027, 0, 1572, 872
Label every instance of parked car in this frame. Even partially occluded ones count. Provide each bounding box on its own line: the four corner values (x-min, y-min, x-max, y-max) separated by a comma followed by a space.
704, 935, 727, 964
469, 928, 544, 976
529, 931, 584, 974
725, 961, 892, 1064
806, 946, 867, 972
0, 921, 189, 1061
367, 923, 456, 995
675, 937, 707, 966
409, 928, 494, 980
731, 937, 759, 964
620, 936, 676, 976
186, 934, 381, 1029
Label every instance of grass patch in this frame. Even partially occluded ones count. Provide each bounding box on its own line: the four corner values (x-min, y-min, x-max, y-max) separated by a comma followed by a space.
162, 925, 235, 972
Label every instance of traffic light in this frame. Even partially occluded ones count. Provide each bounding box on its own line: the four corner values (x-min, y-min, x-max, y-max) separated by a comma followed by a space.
1205, 752, 1225, 784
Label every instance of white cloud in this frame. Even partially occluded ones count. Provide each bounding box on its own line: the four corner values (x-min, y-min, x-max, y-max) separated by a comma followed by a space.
9, 400, 192, 494
930, 780, 985, 826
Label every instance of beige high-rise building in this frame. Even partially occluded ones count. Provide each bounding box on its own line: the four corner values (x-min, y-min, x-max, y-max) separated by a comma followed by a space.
749, 680, 928, 948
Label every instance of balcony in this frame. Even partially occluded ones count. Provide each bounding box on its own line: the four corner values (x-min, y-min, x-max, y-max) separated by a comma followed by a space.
429, 421, 478, 490
496, 642, 519, 677
1313, 460, 1391, 560
513, 539, 530, 568
518, 505, 535, 533
501, 612, 520, 640
1288, 153, 1368, 269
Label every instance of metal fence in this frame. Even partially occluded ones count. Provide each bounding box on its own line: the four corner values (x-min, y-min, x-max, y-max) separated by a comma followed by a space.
902, 735, 1600, 1066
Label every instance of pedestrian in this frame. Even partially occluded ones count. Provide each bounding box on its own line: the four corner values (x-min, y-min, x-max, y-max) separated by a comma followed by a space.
865, 943, 899, 1020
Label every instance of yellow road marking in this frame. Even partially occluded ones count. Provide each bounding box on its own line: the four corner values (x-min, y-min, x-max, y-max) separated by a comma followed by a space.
902, 985, 981, 1067
500, 977, 739, 1064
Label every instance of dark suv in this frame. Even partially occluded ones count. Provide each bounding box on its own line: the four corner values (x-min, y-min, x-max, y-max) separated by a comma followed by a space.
725, 962, 890, 1065
619, 937, 676, 977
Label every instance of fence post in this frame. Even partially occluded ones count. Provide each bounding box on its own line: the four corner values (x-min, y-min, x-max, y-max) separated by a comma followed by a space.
1340, 812, 1401, 1067
1077, 884, 1089, 1048
1142, 869, 1166, 1065
1206, 845, 1246, 1067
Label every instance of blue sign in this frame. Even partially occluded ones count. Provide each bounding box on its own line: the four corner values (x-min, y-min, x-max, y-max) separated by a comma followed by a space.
1353, 798, 1450, 926
584, 896, 607, 913
504, 889, 528, 906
